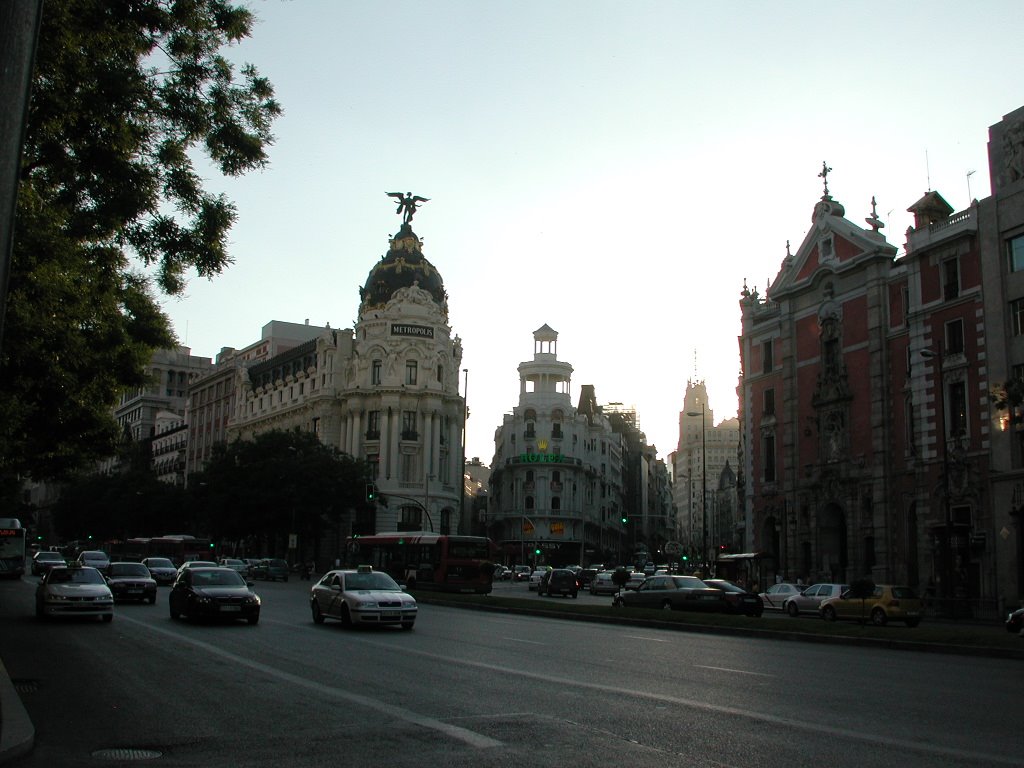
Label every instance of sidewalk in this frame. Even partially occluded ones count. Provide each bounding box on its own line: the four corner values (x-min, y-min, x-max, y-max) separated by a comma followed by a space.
0, 655, 34, 764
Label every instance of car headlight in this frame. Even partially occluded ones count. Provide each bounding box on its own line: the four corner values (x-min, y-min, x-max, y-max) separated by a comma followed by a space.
195, 595, 213, 604
352, 599, 377, 609
244, 595, 260, 605
47, 593, 68, 601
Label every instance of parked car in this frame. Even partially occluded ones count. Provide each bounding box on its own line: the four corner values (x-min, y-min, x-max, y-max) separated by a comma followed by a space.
31, 550, 65, 576
819, 584, 923, 627
589, 571, 619, 596
1006, 606, 1024, 635
254, 558, 289, 582
310, 565, 417, 629
492, 564, 511, 580
538, 569, 579, 598
783, 583, 849, 617
106, 562, 158, 604
36, 565, 114, 622
704, 579, 764, 617
141, 557, 178, 586
758, 582, 806, 611
75, 550, 111, 574
169, 567, 260, 624
528, 569, 547, 591
512, 565, 532, 582
613, 574, 726, 612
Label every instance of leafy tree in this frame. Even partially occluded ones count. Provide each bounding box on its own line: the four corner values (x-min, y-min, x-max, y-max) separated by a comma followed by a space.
0, 0, 280, 490
189, 430, 372, 556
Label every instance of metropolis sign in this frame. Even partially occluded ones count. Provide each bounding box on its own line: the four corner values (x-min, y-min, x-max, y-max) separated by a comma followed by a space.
390, 323, 434, 339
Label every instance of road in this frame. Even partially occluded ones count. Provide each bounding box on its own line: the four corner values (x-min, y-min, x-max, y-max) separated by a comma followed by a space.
1, 575, 1021, 768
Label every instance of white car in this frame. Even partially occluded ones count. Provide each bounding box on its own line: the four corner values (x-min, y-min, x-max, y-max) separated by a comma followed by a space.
528, 569, 547, 591
36, 565, 114, 622
783, 583, 849, 617
75, 550, 110, 574
309, 566, 417, 629
758, 582, 806, 611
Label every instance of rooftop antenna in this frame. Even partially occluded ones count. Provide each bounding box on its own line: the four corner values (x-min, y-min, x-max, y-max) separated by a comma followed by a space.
967, 169, 976, 201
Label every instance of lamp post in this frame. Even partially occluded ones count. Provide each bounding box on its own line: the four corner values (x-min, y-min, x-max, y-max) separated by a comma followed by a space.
687, 406, 708, 575
920, 342, 955, 618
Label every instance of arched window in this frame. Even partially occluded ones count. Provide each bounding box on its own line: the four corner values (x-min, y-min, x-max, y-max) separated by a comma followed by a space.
525, 496, 535, 510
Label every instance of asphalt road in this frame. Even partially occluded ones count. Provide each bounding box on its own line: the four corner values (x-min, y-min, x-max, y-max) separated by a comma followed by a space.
1, 575, 1021, 768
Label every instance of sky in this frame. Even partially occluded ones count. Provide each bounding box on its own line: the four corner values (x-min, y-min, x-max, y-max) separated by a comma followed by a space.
161, 0, 1024, 467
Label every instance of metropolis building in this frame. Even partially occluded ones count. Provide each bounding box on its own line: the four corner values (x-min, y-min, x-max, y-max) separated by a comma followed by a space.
226, 222, 467, 535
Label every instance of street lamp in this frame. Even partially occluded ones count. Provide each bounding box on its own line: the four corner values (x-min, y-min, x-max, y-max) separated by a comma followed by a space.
920, 343, 956, 618
686, 406, 708, 575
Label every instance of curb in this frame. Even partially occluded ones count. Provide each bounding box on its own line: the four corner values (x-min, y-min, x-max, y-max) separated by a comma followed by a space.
0, 655, 34, 764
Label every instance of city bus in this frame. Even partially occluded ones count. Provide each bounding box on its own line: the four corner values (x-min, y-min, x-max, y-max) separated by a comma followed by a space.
0, 518, 26, 578
345, 533, 496, 594
107, 535, 212, 566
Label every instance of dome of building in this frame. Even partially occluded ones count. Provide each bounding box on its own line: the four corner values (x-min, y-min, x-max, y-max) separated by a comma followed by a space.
359, 224, 447, 313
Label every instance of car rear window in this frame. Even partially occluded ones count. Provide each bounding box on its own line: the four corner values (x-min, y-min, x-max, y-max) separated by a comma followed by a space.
891, 586, 919, 599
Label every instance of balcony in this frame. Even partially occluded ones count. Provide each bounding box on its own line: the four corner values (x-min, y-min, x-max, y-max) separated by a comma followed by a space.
364, 430, 380, 441
905, 206, 978, 254
401, 430, 419, 441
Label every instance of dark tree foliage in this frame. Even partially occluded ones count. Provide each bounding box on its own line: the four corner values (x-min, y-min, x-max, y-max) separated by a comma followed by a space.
0, 0, 281, 488
189, 431, 372, 551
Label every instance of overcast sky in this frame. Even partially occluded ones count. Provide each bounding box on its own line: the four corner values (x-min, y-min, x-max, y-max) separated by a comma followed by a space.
161, 0, 1024, 465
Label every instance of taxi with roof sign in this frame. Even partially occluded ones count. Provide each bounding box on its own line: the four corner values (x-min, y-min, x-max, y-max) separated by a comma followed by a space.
310, 565, 417, 629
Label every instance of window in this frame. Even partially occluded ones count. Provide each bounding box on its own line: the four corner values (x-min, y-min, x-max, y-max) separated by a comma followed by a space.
401, 410, 417, 439
436, 365, 442, 383
405, 360, 417, 385
946, 319, 965, 355
366, 410, 380, 439
371, 359, 382, 385
551, 497, 561, 510
948, 380, 967, 439
763, 433, 776, 482
1012, 298, 1024, 336
1008, 235, 1024, 272
763, 388, 776, 417
762, 339, 773, 374
943, 257, 960, 300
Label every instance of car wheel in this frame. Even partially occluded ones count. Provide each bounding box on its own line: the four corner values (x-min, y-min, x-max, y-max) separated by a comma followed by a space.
340, 604, 352, 628
870, 607, 888, 626
786, 601, 799, 617
821, 605, 837, 622
311, 601, 324, 624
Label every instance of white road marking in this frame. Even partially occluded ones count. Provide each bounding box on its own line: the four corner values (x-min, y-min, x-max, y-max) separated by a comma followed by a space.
695, 665, 774, 678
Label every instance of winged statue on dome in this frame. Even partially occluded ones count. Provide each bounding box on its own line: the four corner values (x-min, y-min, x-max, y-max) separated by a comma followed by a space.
386, 191, 429, 224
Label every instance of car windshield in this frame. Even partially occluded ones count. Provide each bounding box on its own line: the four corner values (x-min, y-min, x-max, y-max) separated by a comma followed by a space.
192, 570, 245, 586
81, 552, 107, 561
109, 564, 149, 577
49, 568, 104, 585
36, 552, 63, 561
268, 559, 288, 568
344, 572, 400, 591
145, 558, 174, 568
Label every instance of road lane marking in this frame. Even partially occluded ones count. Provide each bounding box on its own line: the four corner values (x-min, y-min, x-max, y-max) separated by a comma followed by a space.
117, 614, 502, 749
623, 634, 669, 642
508, 638, 545, 645
695, 665, 774, 678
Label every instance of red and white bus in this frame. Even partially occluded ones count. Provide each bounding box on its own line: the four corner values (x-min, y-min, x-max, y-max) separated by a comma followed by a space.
0, 518, 26, 578
345, 533, 496, 594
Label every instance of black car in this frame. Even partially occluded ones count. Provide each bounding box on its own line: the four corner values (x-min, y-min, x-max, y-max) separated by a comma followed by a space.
613, 574, 726, 612
538, 568, 579, 598
106, 562, 158, 604
169, 567, 261, 624
704, 579, 763, 617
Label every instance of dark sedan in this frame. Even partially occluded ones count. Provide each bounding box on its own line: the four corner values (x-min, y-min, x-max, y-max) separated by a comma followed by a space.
106, 562, 157, 604
704, 579, 763, 617
169, 567, 261, 624
612, 574, 726, 612
140, 557, 177, 586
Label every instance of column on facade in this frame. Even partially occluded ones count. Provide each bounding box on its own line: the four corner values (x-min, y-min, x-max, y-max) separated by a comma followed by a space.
388, 404, 401, 481
423, 408, 435, 483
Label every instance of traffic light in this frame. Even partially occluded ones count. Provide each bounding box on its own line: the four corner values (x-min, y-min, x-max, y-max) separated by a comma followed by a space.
621, 515, 628, 524
365, 483, 376, 502
681, 554, 689, 562
534, 547, 541, 556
